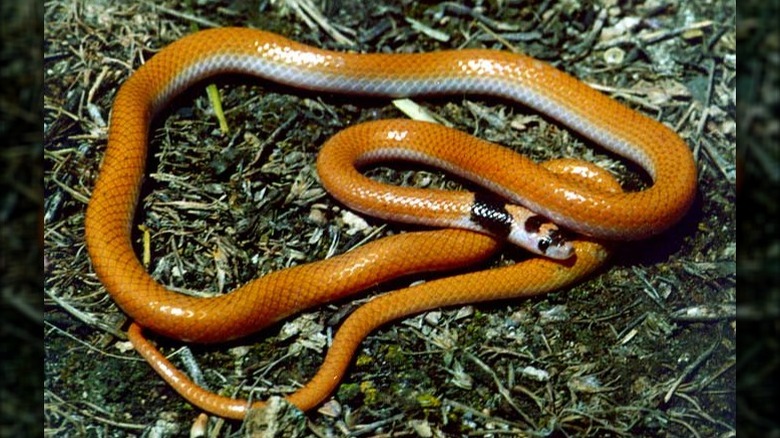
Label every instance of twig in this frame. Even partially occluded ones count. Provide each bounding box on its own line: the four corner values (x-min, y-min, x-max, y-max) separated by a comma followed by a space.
277, 0, 355, 46
663, 337, 720, 403
147, 3, 221, 28
466, 352, 538, 429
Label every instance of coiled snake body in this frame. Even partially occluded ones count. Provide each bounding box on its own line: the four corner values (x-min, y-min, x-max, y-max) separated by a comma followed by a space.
84, 28, 697, 419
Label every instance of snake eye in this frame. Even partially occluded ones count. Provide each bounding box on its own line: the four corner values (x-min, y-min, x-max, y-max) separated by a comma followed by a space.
537, 237, 551, 253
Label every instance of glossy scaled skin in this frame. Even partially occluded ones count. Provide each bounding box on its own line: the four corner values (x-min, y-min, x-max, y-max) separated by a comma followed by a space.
84, 28, 697, 419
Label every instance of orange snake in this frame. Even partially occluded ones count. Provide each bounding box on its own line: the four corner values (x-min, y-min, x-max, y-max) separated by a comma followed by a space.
84, 28, 697, 419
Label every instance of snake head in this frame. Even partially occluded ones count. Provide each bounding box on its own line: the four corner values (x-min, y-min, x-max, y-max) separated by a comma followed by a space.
505, 205, 574, 259
469, 193, 573, 259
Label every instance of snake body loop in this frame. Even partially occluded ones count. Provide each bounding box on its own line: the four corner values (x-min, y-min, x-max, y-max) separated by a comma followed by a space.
84, 28, 696, 418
